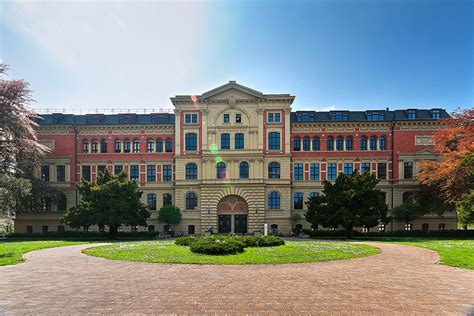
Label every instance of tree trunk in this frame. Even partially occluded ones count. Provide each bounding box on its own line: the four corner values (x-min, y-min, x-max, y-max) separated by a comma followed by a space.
109, 225, 118, 240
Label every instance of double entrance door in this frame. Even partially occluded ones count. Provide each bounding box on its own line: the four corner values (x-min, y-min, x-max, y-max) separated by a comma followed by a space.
218, 214, 248, 234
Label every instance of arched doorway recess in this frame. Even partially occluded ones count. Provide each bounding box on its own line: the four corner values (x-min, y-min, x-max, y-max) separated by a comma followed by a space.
217, 195, 248, 234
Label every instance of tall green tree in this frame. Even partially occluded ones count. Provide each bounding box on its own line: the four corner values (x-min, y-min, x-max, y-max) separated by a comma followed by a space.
63, 170, 150, 238
157, 205, 182, 233
392, 200, 425, 229
305, 172, 389, 238
456, 190, 474, 229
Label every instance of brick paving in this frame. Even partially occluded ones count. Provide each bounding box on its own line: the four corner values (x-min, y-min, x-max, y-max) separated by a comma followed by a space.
0, 242, 473, 315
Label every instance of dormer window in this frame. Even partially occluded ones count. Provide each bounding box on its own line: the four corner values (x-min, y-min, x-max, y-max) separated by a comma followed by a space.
330, 111, 348, 121
236, 113, 242, 123
223, 114, 230, 124
407, 110, 416, 120
431, 110, 440, 119
184, 113, 198, 124
367, 111, 384, 121
296, 112, 313, 122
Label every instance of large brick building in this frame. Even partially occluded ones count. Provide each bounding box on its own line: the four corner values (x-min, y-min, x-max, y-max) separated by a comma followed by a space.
14, 81, 456, 235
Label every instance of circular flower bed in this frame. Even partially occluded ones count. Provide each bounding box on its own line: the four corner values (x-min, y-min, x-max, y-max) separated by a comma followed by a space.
175, 235, 285, 255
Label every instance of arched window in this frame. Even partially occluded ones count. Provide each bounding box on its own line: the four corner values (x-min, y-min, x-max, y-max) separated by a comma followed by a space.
133, 139, 140, 153
221, 133, 230, 150
235, 133, 244, 149
312, 136, 320, 151
360, 136, 368, 151
268, 191, 281, 209
147, 139, 154, 153
326, 136, 334, 151
216, 162, 226, 179
82, 140, 89, 153
156, 138, 163, 152
379, 136, 386, 151
293, 136, 301, 151
185, 163, 198, 180
239, 161, 249, 179
114, 139, 121, 153
100, 139, 107, 153
303, 136, 310, 151
185, 192, 198, 210
165, 138, 173, 152
268, 132, 281, 150
370, 136, 378, 150
124, 139, 131, 153
309, 192, 319, 199
336, 136, 343, 151
91, 140, 98, 153
268, 162, 281, 179
185, 133, 197, 151
345, 136, 353, 151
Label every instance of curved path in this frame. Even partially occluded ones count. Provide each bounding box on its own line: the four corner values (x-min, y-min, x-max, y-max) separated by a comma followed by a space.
0, 242, 473, 315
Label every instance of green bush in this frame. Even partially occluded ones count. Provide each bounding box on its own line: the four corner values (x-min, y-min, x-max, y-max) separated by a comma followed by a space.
190, 236, 246, 255
175, 236, 200, 246
240, 235, 259, 247
257, 236, 285, 247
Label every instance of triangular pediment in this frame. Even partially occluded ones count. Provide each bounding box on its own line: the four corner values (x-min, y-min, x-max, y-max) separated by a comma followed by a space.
415, 148, 434, 155
202, 81, 264, 100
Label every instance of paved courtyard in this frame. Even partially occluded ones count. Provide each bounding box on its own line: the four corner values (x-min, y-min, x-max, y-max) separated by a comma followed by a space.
0, 242, 473, 315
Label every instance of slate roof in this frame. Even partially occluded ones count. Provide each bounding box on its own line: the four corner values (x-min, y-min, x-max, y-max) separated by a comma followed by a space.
37, 113, 175, 125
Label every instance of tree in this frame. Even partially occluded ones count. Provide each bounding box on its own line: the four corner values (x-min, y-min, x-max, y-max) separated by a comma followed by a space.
305, 171, 389, 238
392, 200, 425, 229
157, 205, 182, 233
0, 64, 49, 175
456, 190, 474, 229
63, 170, 150, 238
418, 109, 474, 208
0, 174, 31, 231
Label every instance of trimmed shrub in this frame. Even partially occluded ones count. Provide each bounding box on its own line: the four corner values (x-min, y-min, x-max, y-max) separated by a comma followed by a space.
190, 236, 246, 255
175, 236, 200, 246
257, 236, 285, 247
240, 235, 259, 247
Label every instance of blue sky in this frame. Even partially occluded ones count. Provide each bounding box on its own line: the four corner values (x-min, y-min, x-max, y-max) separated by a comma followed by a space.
1, 0, 472, 113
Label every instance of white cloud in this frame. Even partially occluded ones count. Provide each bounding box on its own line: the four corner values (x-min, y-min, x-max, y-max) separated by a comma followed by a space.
3, 1, 210, 110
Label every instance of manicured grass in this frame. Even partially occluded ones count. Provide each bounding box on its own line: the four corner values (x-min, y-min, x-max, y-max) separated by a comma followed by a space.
392, 239, 474, 270
83, 240, 380, 265
0, 240, 90, 266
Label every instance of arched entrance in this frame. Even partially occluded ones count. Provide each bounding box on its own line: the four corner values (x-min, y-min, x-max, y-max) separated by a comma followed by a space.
217, 195, 248, 234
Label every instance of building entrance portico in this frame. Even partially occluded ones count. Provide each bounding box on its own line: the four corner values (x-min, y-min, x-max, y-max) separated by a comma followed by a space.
217, 195, 248, 234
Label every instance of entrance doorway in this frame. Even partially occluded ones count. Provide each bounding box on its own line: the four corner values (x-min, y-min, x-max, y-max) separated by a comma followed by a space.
217, 195, 248, 234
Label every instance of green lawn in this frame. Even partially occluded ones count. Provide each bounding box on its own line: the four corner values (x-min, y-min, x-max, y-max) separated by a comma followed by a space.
82, 240, 380, 265
391, 239, 474, 270
0, 240, 90, 266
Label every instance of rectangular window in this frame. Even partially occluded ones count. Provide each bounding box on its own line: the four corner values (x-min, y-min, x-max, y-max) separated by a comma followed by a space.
293, 163, 303, 181
360, 162, 370, 174
367, 111, 384, 121
235, 133, 244, 150
185, 113, 198, 124
82, 165, 91, 182
236, 113, 241, 123
310, 163, 320, 180
377, 162, 387, 179
407, 110, 416, 120
268, 132, 280, 150
114, 165, 123, 175
130, 165, 139, 181
330, 112, 348, 121
404, 162, 414, 179
293, 192, 304, 210
221, 134, 230, 150
147, 165, 156, 182
223, 114, 229, 124
274, 113, 281, 122
147, 193, 156, 210
268, 113, 274, 122
431, 110, 440, 119
343, 163, 353, 175
327, 163, 337, 180
56, 165, 65, 182
163, 165, 172, 181
97, 165, 106, 175
163, 193, 172, 206
41, 165, 50, 182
